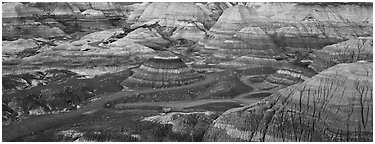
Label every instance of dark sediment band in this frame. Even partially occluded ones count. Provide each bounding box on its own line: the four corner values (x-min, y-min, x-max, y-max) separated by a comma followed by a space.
121, 51, 203, 89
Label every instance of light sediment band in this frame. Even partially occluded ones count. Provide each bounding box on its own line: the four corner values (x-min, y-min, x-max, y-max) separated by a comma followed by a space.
121, 51, 203, 89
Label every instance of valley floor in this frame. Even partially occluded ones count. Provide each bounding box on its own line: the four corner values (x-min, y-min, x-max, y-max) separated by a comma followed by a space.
4, 73, 268, 141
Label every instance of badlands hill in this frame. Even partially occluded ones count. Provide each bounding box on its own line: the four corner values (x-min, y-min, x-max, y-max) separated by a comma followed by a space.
203, 62, 372, 142
1, 2, 373, 142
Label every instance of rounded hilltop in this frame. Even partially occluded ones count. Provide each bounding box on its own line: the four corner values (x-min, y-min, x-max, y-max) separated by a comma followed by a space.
121, 51, 204, 89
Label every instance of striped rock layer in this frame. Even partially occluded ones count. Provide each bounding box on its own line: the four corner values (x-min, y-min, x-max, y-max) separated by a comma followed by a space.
121, 51, 203, 89
70, 2, 125, 16
81, 9, 105, 18
52, 3, 80, 16
201, 5, 271, 50
218, 56, 288, 70
251, 2, 297, 18
2, 39, 39, 55
274, 22, 345, 51
309, 37, 373, 73
2, 3, 43, 19
264, 66, 313, 86
199, 5, 283, 60
2, 3, 66, 39
270, 3, 372, 50
271, 3, 372, 24
222, 27, 282, 58
40, 37, 155, 57
134, 2, 210, 27
208, 5, 270, 34
124, 27, 170, 49
170, 22, 206, 42
126, 2, 151, 23
318, 37, 373, 63
203, 62, 373, 142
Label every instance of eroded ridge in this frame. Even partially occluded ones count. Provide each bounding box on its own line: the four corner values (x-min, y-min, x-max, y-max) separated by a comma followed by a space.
203, 62, 373, 142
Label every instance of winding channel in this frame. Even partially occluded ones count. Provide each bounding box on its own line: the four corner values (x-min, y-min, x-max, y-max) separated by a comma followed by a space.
3, 74, 217, 141
3, 74, 276, 141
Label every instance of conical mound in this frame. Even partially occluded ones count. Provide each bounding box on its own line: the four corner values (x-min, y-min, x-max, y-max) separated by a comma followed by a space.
200, 5, 270, 50
127, 2, 151, 23
52, 3, 80, 16
121, 51, 203, 89
137, 2, 169, 21
136, 2, 209, 27
163, 2, 208, 24
209, 5, 269, 34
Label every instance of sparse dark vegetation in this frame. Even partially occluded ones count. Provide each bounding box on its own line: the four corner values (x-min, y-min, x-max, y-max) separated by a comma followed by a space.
2, 69, 132, 122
